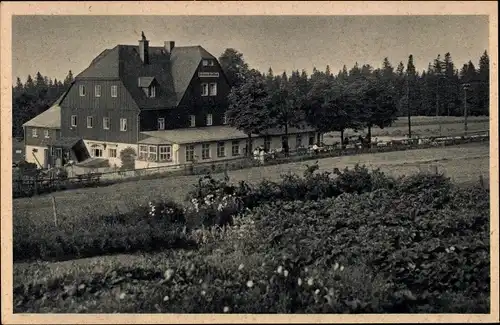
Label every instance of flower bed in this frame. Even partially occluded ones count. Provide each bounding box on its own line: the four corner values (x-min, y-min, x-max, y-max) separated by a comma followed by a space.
13, 168, 490, 313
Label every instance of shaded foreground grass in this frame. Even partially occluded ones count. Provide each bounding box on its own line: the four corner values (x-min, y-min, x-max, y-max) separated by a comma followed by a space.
13, 166, 490, 313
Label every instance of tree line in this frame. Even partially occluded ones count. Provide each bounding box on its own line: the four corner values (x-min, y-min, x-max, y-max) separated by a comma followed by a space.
218, 49, 490, 149
12, 49, 489, 144
12, 71, 74, 139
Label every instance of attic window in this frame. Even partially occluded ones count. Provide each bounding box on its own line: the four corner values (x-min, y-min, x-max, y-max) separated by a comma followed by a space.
138, 77, 156, 98
202, 60, 214, 66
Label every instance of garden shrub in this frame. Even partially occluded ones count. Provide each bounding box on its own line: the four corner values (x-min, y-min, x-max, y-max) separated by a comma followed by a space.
13, 166, 490, 313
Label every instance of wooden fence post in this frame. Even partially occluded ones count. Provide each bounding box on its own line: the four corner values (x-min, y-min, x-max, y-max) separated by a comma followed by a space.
51, 195, 58, 227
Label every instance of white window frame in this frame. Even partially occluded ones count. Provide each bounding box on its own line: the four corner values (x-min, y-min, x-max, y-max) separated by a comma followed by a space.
95, 85, 101, 97
79, 85, 86, 96
189, 115, 196, 127
120, 118, 127, 131
206, 114, 213, 126
87, 116, 94, 128
108, 148, 117, 158
44, 129, 50, 138
159, 145, 172, 161
217, 142, 225, 158
202, 59, 209, 66
32, 128, 38, 138
201, 143, 210, 160
150, 86, 156, 98
231, 141, 240, 156
111, 85, 118, 98
209, 82, 217, 96
223, 112, 228, 125
71, 115, 77, 127
185, 145, 195, 162
201, 83, 209, 96
92, 148, 103, 158
139, 145, 148, 160
158, 118, 165, 130
103, 117, 110, 130
148, 146, 157, 161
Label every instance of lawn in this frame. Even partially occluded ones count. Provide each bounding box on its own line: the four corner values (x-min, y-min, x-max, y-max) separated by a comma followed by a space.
12, 142, 489, 228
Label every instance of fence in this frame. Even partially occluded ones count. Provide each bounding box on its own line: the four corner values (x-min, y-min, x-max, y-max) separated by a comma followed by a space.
12, 133, 489, 199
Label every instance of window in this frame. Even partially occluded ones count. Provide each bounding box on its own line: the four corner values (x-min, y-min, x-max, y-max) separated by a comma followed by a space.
103, 117, 110, 130
309, 133, 315, 145
120, 118, 127, 131
71, 115, 77, 127
111, 85, 118, 98
159, 145, 172, 161
95, 85, 101, 97
79, 85, 86, 96
158, 118, 165, 130
150, 86, 156, 98
201, 143, 210, 160
108, 148, 117, 158
87, 116, 94, 128
189, 115, 196, 127
92, 148, 103, 157
209, 83, 217, 96
202, 59, 214, 66
148, 146, 157, 161
296, 134, 303, 148
185, 145, 195, 162
206, 114, 213, 126
223, 112, 228, 125
217, 142, 225, 158
231, 141, 240, 156
139, 145, 148, 160
32, 128, 38, 138
264, 136, 271, 152
44, 130, 50, 138
201, 83, 209, 96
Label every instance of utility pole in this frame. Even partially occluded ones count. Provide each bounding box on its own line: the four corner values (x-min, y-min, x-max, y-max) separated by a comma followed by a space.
407, 74, 412, 138
463, 83, 470, 136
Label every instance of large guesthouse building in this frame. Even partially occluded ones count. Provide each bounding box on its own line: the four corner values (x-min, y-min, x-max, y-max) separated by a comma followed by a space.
23, 33, 319, 170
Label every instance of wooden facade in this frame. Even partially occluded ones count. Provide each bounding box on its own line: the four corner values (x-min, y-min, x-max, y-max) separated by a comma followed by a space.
60, 79, 140, 144
24, 126, 61, 147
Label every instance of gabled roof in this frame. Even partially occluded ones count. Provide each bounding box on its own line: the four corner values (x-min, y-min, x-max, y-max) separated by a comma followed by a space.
170, 46, 216, 104
73, 43, 217, 109
22, 92, 66, 129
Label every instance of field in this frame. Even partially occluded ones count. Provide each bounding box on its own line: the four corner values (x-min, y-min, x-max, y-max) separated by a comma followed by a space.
13, 142, 490, 224
324, 118, 489, 144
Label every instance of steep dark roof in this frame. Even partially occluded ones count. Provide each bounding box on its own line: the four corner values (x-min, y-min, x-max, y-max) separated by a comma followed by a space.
74, 43, 217, 109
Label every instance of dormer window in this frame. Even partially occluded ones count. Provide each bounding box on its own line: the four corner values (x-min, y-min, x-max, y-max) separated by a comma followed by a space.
138, 77, 157, 98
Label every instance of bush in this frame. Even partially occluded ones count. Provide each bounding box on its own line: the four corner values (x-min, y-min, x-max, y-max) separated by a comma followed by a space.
13, 167, 490, 313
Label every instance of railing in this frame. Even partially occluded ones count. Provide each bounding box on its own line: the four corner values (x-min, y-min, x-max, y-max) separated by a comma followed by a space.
12, 133, 489, 199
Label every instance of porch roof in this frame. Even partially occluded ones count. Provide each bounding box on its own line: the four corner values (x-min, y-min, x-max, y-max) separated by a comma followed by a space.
51, 137, 82, 149
139, 124, 318, 145
75, 158, 110, 168
140, 126, 249, 145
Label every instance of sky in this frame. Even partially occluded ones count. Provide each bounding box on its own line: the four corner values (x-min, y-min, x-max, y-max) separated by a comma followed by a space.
12, 15, 489, 84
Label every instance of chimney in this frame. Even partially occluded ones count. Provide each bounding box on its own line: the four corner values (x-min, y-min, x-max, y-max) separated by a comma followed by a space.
138, 31, 149, 64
